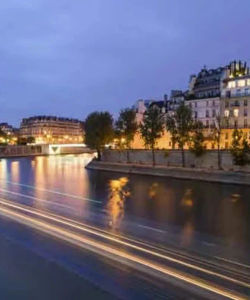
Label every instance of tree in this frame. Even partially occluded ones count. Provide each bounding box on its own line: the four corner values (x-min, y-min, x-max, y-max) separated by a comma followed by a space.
166, 103, 193, 167
115, 108, 137, 162
85, 112, 114, 161
165, 116, 178, 149
189, 121, 206, 157
140, 106, 164, 166
0, 129, 7, 145
27, 136, 35, 144
230, 129, 250, 166
211, 116, 226, 170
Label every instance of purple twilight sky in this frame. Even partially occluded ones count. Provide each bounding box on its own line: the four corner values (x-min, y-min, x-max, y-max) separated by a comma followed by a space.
0, 0, 249, 126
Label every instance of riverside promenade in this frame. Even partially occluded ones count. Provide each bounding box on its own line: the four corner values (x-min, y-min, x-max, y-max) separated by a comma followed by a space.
87, 160, 250, 185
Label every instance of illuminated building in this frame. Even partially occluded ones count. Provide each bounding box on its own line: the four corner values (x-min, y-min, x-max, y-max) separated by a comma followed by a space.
221, 61, 250, 129
0, 123, 16, 136
19, 116, 84, 144
0, 123, 18, 144
131, 60, 250, 150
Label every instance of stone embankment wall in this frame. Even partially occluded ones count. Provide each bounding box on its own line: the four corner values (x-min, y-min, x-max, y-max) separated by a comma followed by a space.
0, 145, 44, 158
0, 145, 93, 158
101, 149, 250, 172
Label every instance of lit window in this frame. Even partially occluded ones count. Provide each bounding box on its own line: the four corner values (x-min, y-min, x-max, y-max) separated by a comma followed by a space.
228, 81, 236, 88
238, 80, 245, 87
233, 108, 239, 117
247, 79, 250, 86
224, 110, 229, 117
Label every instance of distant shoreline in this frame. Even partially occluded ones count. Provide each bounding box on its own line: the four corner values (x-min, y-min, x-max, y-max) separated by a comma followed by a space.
86, 160, 250, 186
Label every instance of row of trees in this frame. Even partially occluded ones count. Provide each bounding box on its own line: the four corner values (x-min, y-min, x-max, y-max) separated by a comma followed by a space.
84, 104, 250, 168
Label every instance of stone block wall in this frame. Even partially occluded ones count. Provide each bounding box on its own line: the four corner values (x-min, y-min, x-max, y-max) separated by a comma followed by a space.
102, 149, 250, 172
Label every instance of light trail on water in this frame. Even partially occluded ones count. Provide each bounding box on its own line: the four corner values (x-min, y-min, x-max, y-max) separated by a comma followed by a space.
0, 179, 101, 203
0, 198, 248, 300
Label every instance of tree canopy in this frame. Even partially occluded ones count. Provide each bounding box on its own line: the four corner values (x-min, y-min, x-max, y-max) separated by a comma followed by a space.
115, 108, 137, 149
140, 106, 164, 165
166, 102, 193, 166
84, 111, 114, 160
230, 129, 250, 166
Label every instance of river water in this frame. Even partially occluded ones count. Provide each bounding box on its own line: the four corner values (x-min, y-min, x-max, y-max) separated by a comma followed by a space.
0, 154, 249, 261
0, 154, 249, 299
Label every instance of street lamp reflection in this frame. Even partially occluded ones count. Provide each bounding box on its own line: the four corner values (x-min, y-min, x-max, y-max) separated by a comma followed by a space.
107, 177, 130, 230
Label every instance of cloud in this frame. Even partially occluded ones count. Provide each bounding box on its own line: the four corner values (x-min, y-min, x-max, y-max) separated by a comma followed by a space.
0, 0, 249, 125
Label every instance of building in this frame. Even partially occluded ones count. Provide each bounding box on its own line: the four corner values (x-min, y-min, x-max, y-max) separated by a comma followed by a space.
221, 60, 250, 98
185, 97, 220, 128
220, 61, 250, 129
0, 123, 18, 144
134, 99, 157, 124
19, 116, 84, 144
0, 122, 16, 135
131, 60, 250, 150
167, 90, 185, 116
188, 65, 226, 99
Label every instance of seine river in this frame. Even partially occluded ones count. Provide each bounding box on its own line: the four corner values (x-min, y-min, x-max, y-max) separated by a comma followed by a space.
0, 154, 249, 299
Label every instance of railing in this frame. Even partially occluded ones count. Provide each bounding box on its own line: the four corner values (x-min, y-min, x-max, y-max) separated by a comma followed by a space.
222, 92, 250, 98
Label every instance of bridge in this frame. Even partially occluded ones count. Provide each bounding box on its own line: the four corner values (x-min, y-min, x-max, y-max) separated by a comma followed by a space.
47, 144, 94, 155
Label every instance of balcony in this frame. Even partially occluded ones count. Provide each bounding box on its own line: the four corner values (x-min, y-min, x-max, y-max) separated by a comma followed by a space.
222, 92, 250, 98
230, 102, 240, 107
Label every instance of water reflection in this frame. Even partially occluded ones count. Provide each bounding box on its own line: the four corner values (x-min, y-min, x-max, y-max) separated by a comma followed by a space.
181, 189, 194, 208
0, 155, 249, 256
148, 183, 159, 199
107, 177, 130, 230
180, 189, 194, 247
31, 155, 93, 217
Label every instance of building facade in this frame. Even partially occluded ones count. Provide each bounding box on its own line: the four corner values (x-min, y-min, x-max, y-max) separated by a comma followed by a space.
221, 61, 250, 129
188, 66, 226, 99
186, 97, 220, 128
19, 116, 84, 144
131, 60, 250, 150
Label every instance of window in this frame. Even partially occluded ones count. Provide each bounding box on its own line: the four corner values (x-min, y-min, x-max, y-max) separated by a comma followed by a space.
244, 108, 248, 116
244, 99, 248, 106
234, 120, 238, 128
225, 142, 229, 149
225, 101, 229, 108
238, 80, 245, 87
228, 81, 236, 88
224, 110, 229, 117
225, 133, 228, 140
206, 101, 209, 107
195, 111, 198, 119
206, 110, 209, 117
236, 89, 241, 95
195, 102, 197, 108
233, 108, 239, 117
247, 79, 250, 86
244, 119, 247, 128
212, 109, 216, 117
206, 120, 209, 127
245, 88, 250, 95
212, 100, 215, 106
